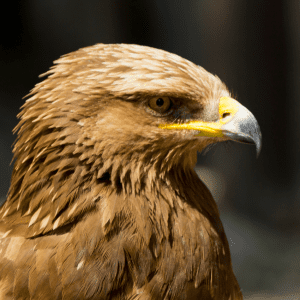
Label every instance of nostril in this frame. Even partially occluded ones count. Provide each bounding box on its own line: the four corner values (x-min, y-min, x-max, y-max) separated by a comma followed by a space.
222, 112, 230, 119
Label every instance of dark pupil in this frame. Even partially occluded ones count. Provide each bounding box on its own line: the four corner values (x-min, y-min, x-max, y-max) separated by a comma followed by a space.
156, 98, 164, 107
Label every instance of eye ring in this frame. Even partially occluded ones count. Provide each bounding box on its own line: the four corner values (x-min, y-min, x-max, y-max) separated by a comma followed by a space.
148, 97, 172, 114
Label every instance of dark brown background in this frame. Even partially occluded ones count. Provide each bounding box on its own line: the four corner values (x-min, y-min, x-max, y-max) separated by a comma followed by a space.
1, 1, 299, 297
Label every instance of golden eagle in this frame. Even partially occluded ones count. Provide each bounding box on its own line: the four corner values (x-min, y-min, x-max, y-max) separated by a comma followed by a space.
0, 44, 261, 299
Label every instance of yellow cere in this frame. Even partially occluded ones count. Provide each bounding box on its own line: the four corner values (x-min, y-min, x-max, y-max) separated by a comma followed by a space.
159, 97, 240, 138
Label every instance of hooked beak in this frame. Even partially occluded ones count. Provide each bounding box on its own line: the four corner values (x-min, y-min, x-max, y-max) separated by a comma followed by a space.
159, 97, 262, 156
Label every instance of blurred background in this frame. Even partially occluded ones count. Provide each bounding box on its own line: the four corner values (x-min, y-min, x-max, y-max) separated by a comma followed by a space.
0, 1, 299, 298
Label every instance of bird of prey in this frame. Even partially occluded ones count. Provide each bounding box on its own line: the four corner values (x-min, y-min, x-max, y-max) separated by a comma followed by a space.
0, 44, 261, 300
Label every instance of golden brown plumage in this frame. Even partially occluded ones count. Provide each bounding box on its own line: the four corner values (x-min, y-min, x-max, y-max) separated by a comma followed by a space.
0, 44, 261, 299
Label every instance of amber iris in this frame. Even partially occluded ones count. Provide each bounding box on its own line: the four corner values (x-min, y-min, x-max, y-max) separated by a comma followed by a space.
148, 96, 171, 114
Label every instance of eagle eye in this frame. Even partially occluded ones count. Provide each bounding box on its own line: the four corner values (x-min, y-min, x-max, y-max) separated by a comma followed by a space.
148, 97, 171, 114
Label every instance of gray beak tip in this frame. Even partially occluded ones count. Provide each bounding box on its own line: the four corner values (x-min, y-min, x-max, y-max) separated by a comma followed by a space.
255, 132, 262, 158
221, 102, 262, 157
